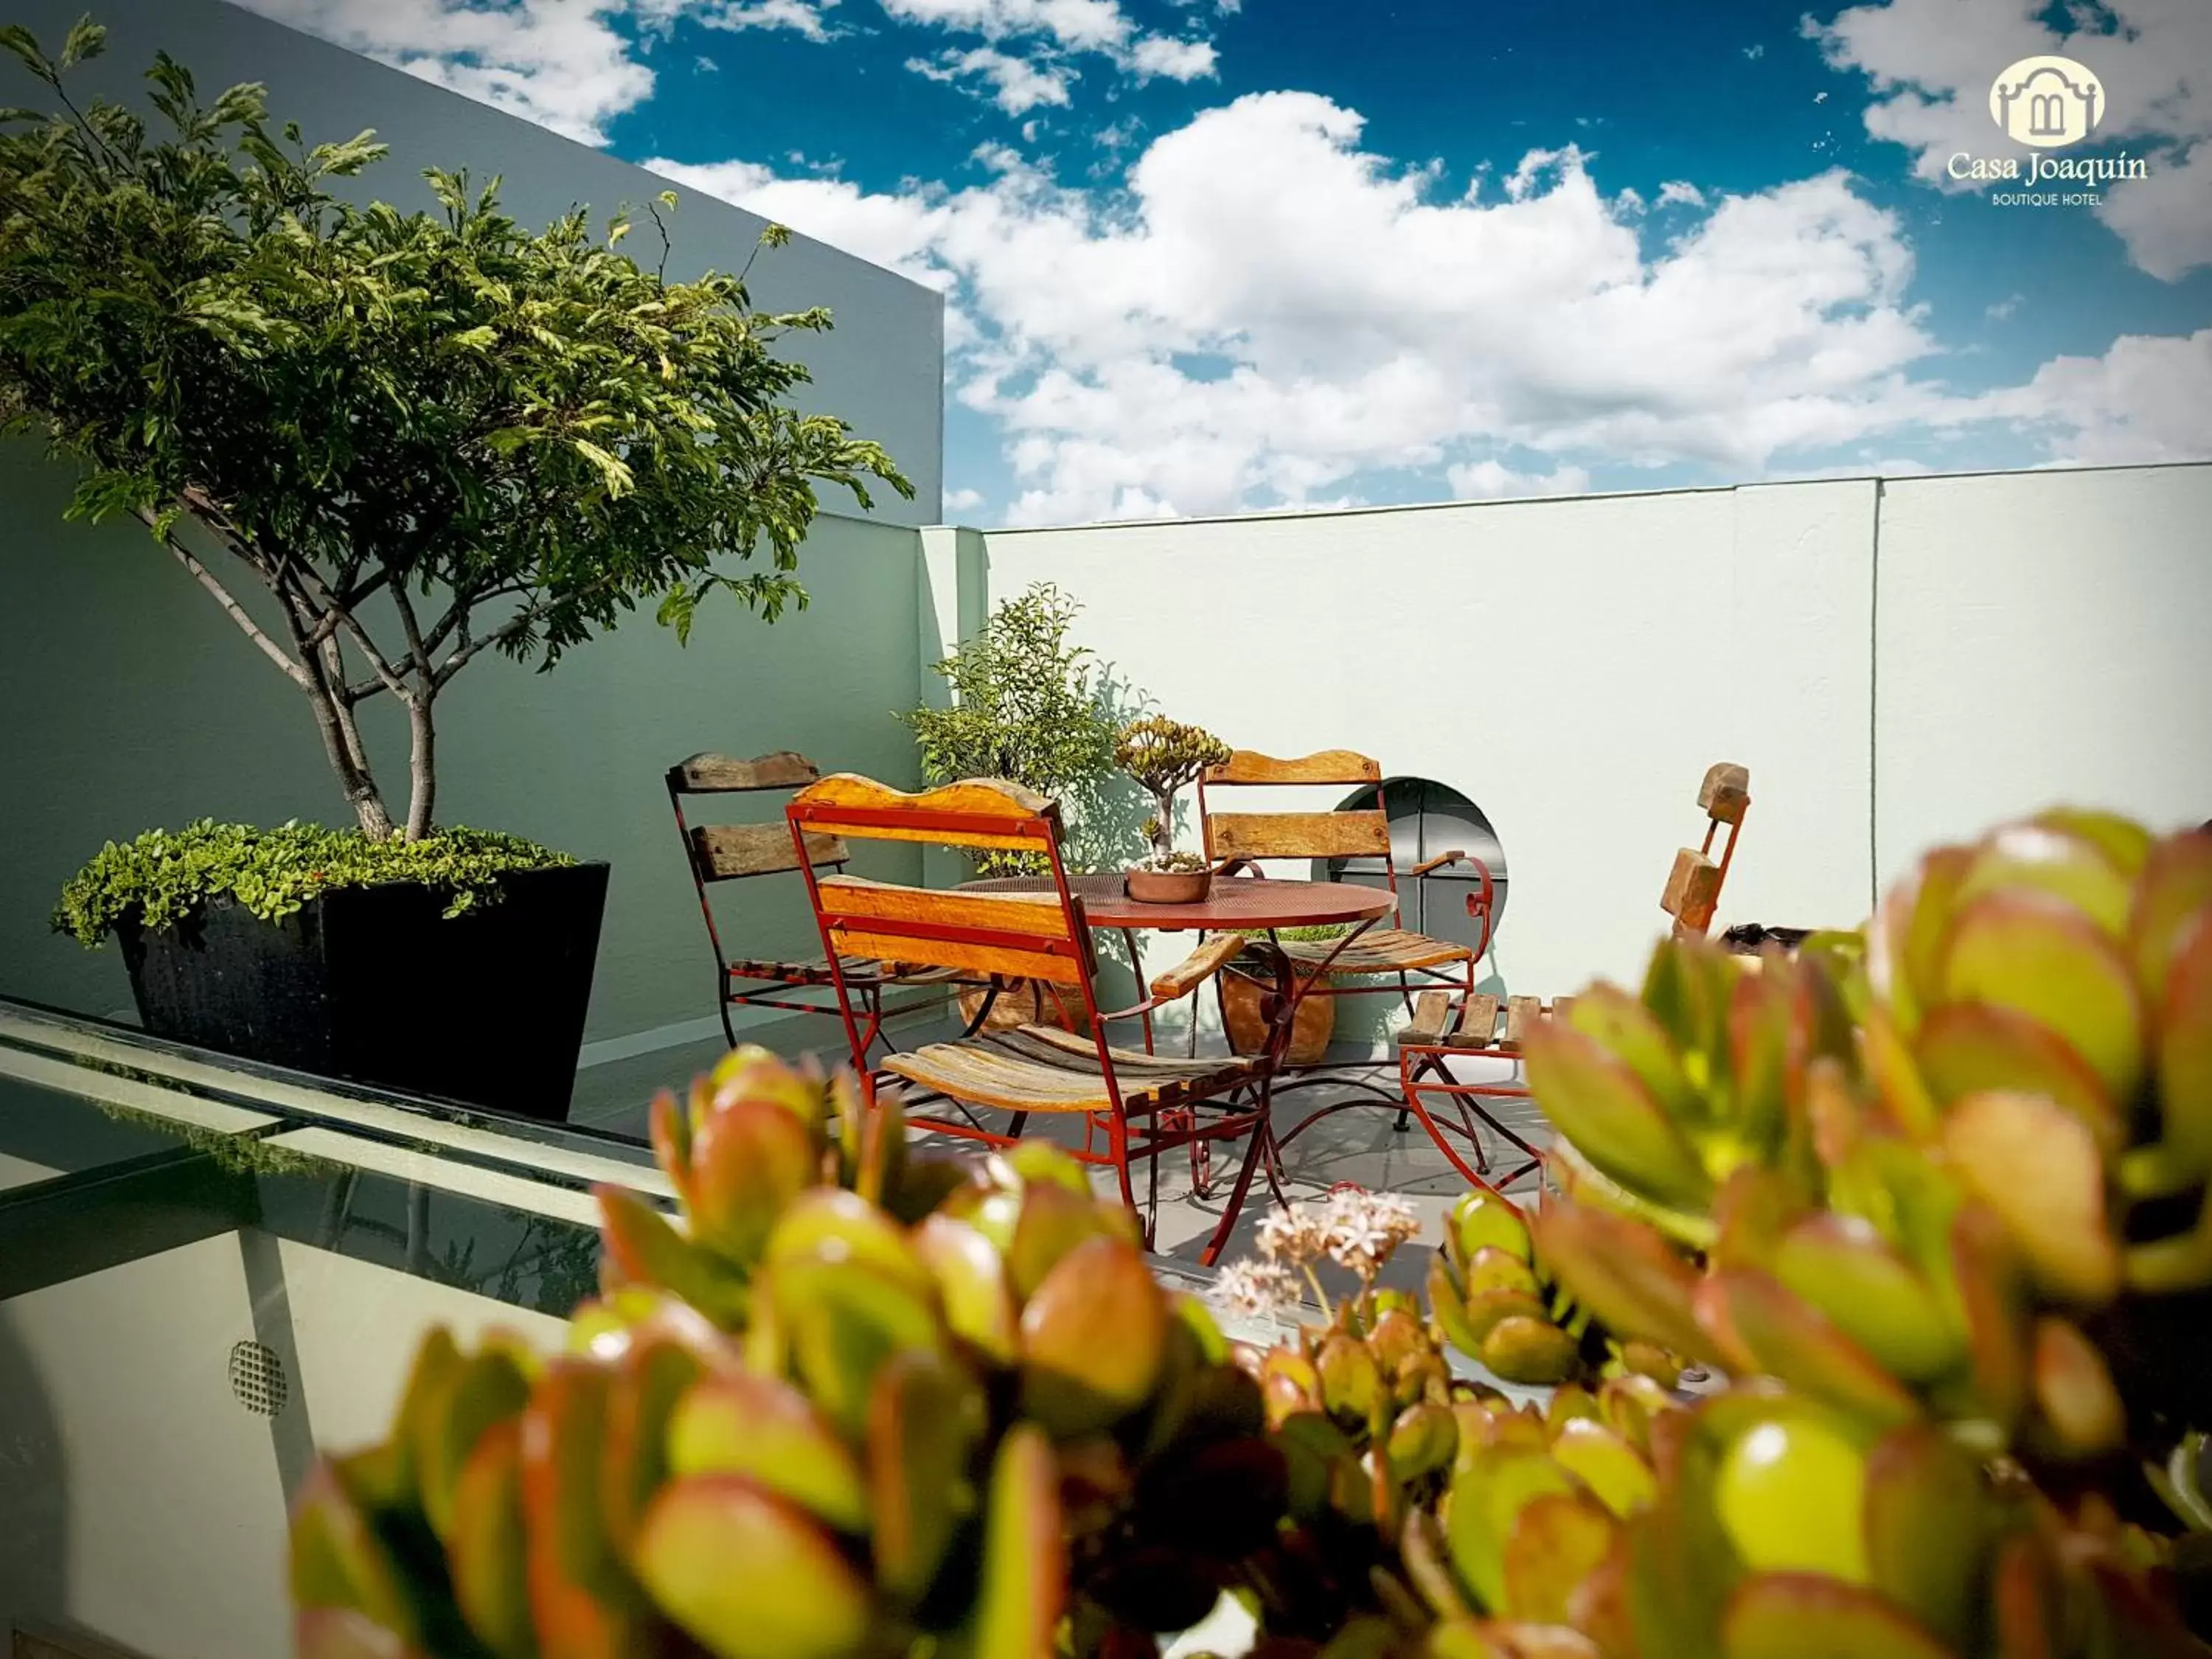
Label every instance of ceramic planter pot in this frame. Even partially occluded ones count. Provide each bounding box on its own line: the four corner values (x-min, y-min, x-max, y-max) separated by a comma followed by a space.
1220, 963, 1335, 1064
1124, 868, 1211, 905
954, 978, 1093, 1036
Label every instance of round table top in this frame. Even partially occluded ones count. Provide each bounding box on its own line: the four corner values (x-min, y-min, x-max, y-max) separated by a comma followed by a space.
962, 873, 1397, 932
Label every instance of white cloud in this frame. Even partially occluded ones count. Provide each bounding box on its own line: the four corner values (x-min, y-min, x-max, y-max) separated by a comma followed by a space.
1656, 180, 1707, 208
236, 0, 656, 143
1127, 34, 1219, 82
944, 486, 988, 512
908, 46, 1075, 112
654, 91, 2212, 522
1447, 460, 1594, 499
1806, 0, 2212, 277
1981, 328, 2212, 466
697, 0, 844, 41
1745, 43, 1766, 60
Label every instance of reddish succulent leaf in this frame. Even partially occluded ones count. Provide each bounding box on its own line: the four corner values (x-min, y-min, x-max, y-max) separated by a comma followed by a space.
866, 1350, 981, 1604
665, 1371, 869, 1531
914, 1214, 1020, 1365
519, 1361, 654, 1659
1501, 1492, 1617, 1624
1446, 1444, 1582, 1612
2153, 917, 2212, 1179
1940, 891, 2144, 1103
1941, 1090, 2121, 1305
768, 1256, 944, 1439
1957, 821, 2138, 936
687, 1099, 818, 1267
972, 1425, 1068, 1659
596, 1186, 751, 1327
1770, 1213, 1960, 1384
1948, 1203, 2028, 1431
1548, 1419, 1658, 1519
1006, 1176, 1118, 1300
599, 1335, 702, 1557
1480, 1317, 1580, 1386
2030, 1315, 2125, 1455
1564, 984, 1706, 1126
1316, 1330, 1384, 1425
1528, 1200, 1719, 1366
289, 1460, 420, 1644
2031, 809, 2154, 879
633, 1476, 872, 1659
648, 1088, 695, 1208
2131, 833, 2212, 1006
1863, 1422, 1986, 1652
849, 1087, 908, 1208
1522, 1023, 1712, 1211
1387, 1402, 1461, 1482
413, 1340, 535, 1543
1860, 1006, 1941, 1140
1464, 1246, 1544, 1298
1719, 1573, 1952, 1659
446, 1419, 534, 1659
705, 1044, 827, 1131
765, 1189, 933, 1299
1448, 1188, 1534, 1268
1019, 1236, 1169, 1436
1695, 1270, 1921, 1427
1915, 1002, 2116, 1147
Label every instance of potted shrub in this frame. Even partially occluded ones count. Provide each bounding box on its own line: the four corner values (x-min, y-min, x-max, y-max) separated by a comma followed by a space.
4, 24, 908, 1116
1220, 921, 1349, 1062
899, 583, 1118, 1032
1114, 714, 1231, 903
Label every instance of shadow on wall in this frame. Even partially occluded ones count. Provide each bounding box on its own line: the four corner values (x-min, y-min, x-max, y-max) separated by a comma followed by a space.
1062, 661, 1158, 874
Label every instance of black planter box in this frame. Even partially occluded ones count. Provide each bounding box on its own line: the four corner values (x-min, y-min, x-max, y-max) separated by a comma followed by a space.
114, 862, 609, 1121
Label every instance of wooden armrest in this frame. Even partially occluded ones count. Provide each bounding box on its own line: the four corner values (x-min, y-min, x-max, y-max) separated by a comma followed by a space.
1408, 848, 1467, 877
1149, 933, 1248, 1001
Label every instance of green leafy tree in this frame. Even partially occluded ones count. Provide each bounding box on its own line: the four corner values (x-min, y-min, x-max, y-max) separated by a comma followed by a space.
898, 582, 1119, 872
0, 19, 910, 841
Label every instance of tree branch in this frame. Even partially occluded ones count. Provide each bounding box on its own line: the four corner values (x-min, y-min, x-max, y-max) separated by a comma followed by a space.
136, 508, 313, 691
282, 557, 414, 703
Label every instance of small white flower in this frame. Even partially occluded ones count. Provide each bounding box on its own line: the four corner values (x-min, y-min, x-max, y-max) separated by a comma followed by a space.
1318, 1188, 1423, 1278
1256, 1203, 1329, 1264
1211, 1259, 1298, 1321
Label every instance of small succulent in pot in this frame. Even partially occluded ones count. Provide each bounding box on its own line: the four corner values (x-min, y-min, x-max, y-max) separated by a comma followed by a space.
1116, 717, 1234, 863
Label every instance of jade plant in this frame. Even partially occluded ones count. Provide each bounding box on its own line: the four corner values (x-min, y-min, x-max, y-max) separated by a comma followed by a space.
288, 1047, 1284, 1659
1114, 716, 1233, 872
1513, 808, 2212, 1656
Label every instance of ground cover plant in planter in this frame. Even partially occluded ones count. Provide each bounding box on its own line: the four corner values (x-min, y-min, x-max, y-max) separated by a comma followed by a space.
3, 22, 908, 1114
288, 804, 2212, 1658
1115, 715, 1234, 905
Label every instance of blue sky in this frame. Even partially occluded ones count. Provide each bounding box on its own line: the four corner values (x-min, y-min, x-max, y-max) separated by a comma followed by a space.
252, 0, 2210, 523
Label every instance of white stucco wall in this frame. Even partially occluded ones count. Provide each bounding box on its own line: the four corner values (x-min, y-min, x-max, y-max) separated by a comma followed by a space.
981, 480, 1879, 999
1874, 464, 2212, 880
0, 1231, 565, 1659
976, 462, 2209, 1001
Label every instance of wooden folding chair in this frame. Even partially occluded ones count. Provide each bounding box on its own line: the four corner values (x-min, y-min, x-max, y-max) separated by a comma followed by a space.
787, 774, 1281, 1264
667, 751, 962, 1054
1397, 762, 1751, 1191
1195, 748, 1481, 1141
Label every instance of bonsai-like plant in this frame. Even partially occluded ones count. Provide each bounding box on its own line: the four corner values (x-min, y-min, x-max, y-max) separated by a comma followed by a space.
1114, 714, 1231, 872
898, 583, 1118, 874
0, 21, 909, 844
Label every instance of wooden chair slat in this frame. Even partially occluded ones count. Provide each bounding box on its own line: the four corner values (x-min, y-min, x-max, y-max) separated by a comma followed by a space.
1404, 990, 1453, 1045
1208, 810, 1392, 863
692, 824, 846, 880
827, 928, 1083, 987
1204, 748, 1382, 785
1661, 847, 1724, 930
817, 875, 1073, 941
1456, 992, 1503, 1046
1282, 928, 1471, 972
669, 751, 820, 793
1502, 995, 1545, 1050
1550, 995, 1576, 1026
1699, 762, 1751, 825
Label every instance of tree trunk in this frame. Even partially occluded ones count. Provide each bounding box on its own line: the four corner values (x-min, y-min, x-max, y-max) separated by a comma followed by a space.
405, 693, 437, 842
296, 636, 394, 839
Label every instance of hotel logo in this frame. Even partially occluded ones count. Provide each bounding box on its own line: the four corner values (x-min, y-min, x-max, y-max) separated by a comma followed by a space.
1989, 55, 2104, 149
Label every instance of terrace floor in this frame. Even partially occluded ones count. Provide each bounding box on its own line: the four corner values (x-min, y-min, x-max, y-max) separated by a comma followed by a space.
566, 1006, 1550, 1287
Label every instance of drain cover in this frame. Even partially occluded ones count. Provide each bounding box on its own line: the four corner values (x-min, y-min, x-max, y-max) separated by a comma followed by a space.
228, 1339, 288, 1417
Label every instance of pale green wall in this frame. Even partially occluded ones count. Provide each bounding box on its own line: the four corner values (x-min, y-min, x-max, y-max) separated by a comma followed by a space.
0, 439, 929, 1043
